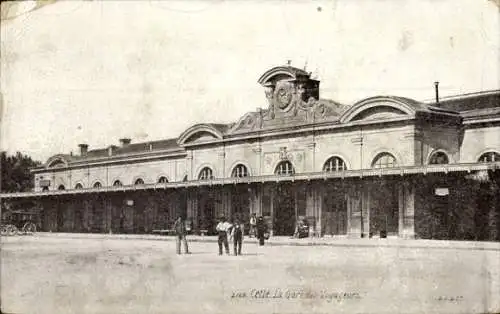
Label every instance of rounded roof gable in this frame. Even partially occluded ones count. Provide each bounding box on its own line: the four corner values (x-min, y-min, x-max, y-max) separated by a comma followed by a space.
340, 95, 431, 123
257, 65, 311, 86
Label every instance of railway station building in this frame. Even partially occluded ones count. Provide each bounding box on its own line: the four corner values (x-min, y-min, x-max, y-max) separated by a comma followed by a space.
2, 65, 499, 240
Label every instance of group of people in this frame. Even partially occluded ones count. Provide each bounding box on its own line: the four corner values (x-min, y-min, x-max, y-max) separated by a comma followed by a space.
172, 213, 269, 255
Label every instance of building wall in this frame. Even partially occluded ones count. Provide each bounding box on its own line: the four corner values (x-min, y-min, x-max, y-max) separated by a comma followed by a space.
33, 123, 499, 191
414, 173, 500, 241
260, 135, 312, 174
360, 125, 414, 168
224, 141, 259, 176
35, 158, 186, 191
315, 124, 415, 171
191, 146, 223, 179
460, 125, 500, 163
315, 132, 357, 170
419, 123, 462, 165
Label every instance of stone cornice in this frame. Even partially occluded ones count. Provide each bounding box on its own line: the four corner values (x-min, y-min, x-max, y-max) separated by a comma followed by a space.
6, 162, 499, 199
31, 150, 187, 173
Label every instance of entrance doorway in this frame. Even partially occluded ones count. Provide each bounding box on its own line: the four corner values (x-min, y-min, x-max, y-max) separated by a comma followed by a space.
322, 183, 347, 236
273, 184, 296, 236
57, 203, 64, 232
198, 187, 216, 235
369, 180, 399, 237
231, 185, 250, 222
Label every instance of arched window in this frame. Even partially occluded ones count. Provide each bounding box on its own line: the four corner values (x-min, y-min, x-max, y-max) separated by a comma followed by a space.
42, 187, 49, 191
158, 176, 168, 183
478, 151, 500, 163
93, 182, 102, 188
429, 151, 449, 165
231, 164, 249, 177
275, 161, 295, 175
198, 167, 214, 180
113, 180, 122, 186
75, 183, 83, 189
58, 185, 65, 190
323, 157, 347, 172
134, 178, 144, 185
371, 153, 397, 169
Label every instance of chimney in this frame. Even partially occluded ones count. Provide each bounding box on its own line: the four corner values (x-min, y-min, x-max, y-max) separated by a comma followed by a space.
78, 144, 88, 156
434, 81, 440, 105
119, 138, 131, 147
108, 145, 118, 157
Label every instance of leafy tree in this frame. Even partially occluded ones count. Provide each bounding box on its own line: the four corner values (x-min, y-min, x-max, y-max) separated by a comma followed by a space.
1, 151, 42, 193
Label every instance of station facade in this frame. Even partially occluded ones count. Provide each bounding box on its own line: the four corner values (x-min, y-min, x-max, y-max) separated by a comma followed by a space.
2, 65, 500, 240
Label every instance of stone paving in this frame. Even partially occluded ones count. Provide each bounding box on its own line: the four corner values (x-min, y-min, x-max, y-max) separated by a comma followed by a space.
1, 234, 499, 314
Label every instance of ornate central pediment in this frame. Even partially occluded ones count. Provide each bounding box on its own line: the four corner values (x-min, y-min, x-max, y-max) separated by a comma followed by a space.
229, 65, 346, 134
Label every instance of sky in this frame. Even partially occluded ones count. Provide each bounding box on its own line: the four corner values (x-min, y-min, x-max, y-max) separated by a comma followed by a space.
1, 0, 499, 163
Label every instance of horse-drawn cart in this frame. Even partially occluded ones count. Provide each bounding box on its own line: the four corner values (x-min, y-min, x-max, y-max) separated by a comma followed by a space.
1, 210, 39, 236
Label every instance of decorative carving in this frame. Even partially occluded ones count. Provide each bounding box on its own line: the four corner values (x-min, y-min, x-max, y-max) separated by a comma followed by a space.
272, 81, 294, 112
265, 155, 273, 165
228, 65, 346, 134
279, 147, 288, 160
295, 153, 303, 162
275, 87, 292, 109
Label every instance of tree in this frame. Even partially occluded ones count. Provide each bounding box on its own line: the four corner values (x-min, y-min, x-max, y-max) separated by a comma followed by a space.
1, 151, 42, 193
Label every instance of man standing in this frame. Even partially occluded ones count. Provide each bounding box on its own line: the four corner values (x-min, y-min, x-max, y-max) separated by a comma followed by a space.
173, 216, 190, 254
256, 216, 268, 246
231, 218, 243, 256
249, 213, 257, 238
216, 216, 232, 255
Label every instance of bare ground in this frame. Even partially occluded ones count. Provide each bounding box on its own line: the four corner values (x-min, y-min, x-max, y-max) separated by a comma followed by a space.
1, 236, 499, 314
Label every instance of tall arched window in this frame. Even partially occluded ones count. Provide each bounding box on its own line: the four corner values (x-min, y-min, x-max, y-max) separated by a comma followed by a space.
134, 178, 144, 185
323, 156, 347, 172
198, 167, 214, 180
478, 151, 500, 163
113, 180, 122, 187
75, 183, 83, 189
372, 153, 397, 169
58, 185, 65, 190
429, 151, 449, 165
275, 161, 295, 175
158, 176, 168, 183
231, 164, 249, 177
93, 182, 102, 188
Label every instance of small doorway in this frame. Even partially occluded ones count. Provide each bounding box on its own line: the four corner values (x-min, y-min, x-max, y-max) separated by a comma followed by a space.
198, 187, 216, 234
57, 203, 64, 232
369, 180, 399, 237
322, 183, 347, 236
273, 183, 296, 236
231, 185, 250, 222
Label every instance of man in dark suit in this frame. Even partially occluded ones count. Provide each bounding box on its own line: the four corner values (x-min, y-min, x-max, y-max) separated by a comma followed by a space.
173, 216, 190, 254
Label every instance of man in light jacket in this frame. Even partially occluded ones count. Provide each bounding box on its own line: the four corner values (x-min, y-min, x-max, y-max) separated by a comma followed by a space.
216, 216, 232, 255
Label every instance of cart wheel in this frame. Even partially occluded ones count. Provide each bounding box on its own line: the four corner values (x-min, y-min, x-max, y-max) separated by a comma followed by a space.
7, 225, 18, 236
22, 222, 36, 234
